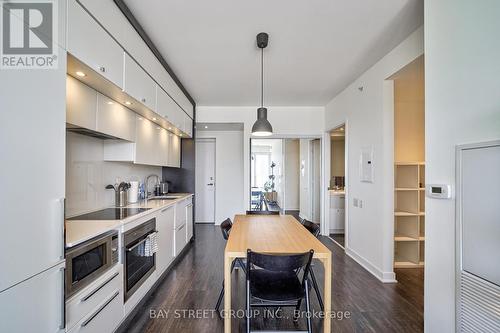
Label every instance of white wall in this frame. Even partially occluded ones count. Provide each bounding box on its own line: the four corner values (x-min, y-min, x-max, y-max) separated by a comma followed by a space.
66, 132, 162, 216
196, 106, 325, 217
324, 27, 424, 282
284, 139, 300, 210
196, 130, 244, 224
424, 1, 500, 331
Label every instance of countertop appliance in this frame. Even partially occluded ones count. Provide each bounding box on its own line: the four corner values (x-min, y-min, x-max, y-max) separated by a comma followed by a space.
67, 208, 151, 221
65, 230, 119, 299
159, 182, 169, 195
123, 218, 156, 301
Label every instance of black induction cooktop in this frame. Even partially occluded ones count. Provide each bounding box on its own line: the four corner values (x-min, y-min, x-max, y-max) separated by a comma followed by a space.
68, 208, 151, 221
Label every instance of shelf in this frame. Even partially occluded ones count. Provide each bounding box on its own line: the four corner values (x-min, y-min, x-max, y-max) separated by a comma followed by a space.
395, 187, 425, 191
395, 211, 425, 216
395, 161, 425, 166
395, 236, 419, 242
394, 261, 424, 268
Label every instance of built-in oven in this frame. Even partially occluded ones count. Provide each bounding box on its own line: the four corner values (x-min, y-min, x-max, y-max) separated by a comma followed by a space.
65, 231, 119, 299
123, 218, 156, 301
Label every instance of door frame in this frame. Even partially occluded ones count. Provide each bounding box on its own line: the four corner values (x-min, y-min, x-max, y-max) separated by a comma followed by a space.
323, 121, 348, 243
195, 138, 216, 224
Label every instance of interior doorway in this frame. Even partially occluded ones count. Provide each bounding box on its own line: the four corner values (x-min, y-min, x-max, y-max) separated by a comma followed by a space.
249, 138, 322, 225
195, 138, 216, 223
389, 55, 425, 280
328, 125, 346, 248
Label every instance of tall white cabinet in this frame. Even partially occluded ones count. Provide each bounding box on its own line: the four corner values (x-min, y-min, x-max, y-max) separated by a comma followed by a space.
0, 1, 66, 331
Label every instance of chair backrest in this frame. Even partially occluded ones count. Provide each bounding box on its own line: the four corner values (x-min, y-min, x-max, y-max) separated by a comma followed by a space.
302, 219, 320, 238
220, 218, 232, 240
246, 210, 280, 215
246, 250, 314, 283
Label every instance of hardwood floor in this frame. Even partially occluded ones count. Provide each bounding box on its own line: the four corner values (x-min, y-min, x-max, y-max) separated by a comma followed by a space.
118, 225, 423, 333
330, 233, 345, 247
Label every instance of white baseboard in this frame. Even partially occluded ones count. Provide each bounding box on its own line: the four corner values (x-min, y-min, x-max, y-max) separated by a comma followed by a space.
345, 247, 396, 283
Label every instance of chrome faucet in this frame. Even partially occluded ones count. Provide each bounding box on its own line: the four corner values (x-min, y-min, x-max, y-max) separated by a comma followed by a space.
144, 174, 160, 199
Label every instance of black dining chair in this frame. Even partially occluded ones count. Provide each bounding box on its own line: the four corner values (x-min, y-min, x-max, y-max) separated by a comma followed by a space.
246, 249, 315, 333
301, 219, 324, 311
246, 210, 280, 215
215, 218, 246, 315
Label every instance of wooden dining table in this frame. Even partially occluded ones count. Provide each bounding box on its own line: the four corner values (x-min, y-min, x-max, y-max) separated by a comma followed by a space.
224, 214, 332, 333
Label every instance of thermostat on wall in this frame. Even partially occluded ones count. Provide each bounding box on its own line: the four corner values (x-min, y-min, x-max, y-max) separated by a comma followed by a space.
426, 184, 452, 199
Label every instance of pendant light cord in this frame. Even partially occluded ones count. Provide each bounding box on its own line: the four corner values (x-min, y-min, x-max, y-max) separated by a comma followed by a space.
261, 47, 264, 108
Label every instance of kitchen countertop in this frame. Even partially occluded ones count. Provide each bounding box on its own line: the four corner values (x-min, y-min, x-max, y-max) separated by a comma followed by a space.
65, 193, 193, 248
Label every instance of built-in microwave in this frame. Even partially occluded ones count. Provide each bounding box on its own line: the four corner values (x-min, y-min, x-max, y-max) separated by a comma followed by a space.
65, 230, 119, 299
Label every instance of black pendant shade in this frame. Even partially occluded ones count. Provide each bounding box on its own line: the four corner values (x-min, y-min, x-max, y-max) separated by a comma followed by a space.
252, 33, 273, 136
251, 107, 273, 136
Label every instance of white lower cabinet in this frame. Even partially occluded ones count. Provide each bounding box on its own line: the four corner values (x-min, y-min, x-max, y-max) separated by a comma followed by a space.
0, 261, 65, 333
186, 203, 193, 242
67, 290, 122, 333
66, 265, 122, 331
174, 223, 187, 256
156, 206, 175, 274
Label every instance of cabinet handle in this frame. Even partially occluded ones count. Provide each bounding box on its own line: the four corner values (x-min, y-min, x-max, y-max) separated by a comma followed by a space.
141, 98, 146, 103
60, 198, 65, 260
178, 224, 185, 231
98, 66, 106, 73
81, 271, 119, 302
60, 267, 66, 329
81, 290, 120, 327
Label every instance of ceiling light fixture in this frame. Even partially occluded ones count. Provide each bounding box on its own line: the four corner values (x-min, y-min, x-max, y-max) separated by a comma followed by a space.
107, 101, 114, 105
152, 117, 157, 121
75, 71, 86, 77
251, 32, 273, 137
204, 125, 208, 129
125, 101, 132, 105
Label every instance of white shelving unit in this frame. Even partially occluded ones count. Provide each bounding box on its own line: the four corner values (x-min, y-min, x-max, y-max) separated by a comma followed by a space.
394, 162, 425, 268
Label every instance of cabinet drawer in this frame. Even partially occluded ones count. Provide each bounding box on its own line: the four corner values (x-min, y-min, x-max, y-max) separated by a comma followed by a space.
67, 288, 123, 333
67, 0, 124, 88
123, 54, 156, 111
66, 266, 122, 330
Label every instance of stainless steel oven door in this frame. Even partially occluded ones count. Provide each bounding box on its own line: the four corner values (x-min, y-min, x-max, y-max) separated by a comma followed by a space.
65, 232, 114, 298
124, 219, 156, 301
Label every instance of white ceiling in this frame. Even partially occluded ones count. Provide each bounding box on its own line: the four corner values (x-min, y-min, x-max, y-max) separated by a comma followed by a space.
124, 0, 423, 107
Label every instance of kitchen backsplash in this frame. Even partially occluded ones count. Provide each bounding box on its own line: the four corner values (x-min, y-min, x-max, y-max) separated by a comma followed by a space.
66, 131, 162, 217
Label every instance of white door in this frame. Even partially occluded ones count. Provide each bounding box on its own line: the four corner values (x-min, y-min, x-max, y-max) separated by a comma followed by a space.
195, 139, 216, 223
299, 139, 311, 220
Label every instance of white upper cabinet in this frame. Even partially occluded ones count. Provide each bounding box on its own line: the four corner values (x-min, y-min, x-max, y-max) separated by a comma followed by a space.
66, 75, 97, 130
67, 0, 124, 89
159, 127, 169, 167
168, 133, 181, 168
183, 113, 193, 138
135, 116, 160, 166
96, 94, 136, 141
156, 86, 177, 123
123, 54, 157, 111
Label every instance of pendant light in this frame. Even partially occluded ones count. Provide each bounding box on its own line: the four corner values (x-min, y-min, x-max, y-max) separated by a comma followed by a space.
252, 32, 273, 136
